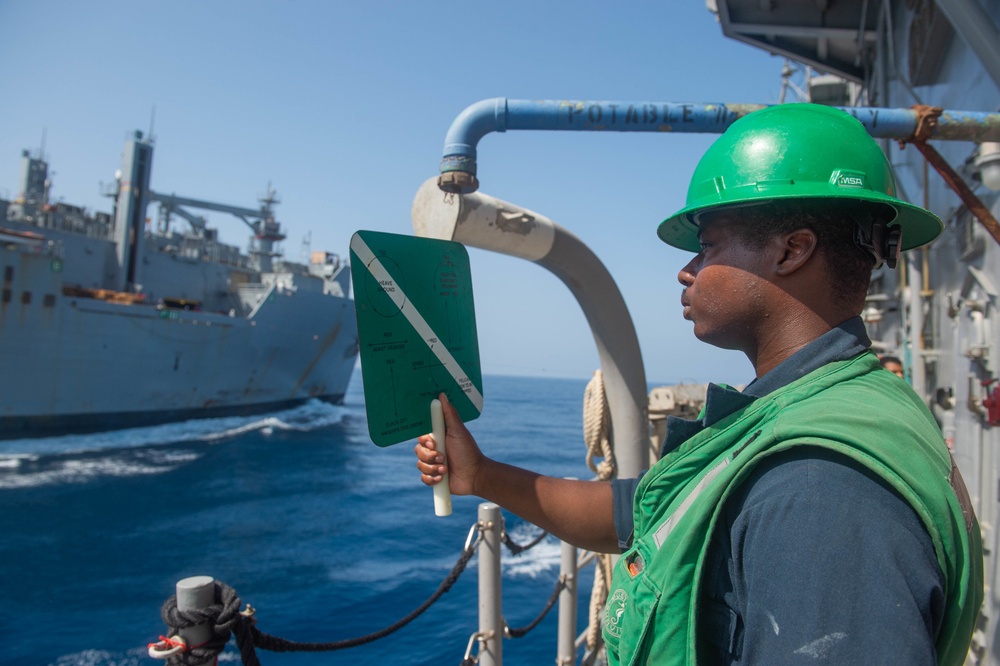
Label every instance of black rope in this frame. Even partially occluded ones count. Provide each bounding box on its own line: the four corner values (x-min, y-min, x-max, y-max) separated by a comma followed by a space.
505, 575, 567, 639
157, 545, 477, 665
500, 528, 548, 555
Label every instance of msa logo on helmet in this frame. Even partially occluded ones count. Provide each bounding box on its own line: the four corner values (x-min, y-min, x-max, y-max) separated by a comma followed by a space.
832, 171, 868, 189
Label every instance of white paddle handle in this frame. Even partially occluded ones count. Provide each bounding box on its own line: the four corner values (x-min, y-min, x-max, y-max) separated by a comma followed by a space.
431, 399, 452, 516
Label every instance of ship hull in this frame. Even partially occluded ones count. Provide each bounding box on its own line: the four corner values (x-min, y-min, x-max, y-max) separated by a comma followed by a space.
0, 245, 359, 439
0, 396, 345, 439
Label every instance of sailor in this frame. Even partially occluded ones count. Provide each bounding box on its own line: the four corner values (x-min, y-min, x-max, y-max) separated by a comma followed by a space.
415, 103, 983, 665
880, 354, 906, 378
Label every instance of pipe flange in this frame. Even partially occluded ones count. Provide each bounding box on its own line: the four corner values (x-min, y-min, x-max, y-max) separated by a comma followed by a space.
438, 170, 480, 194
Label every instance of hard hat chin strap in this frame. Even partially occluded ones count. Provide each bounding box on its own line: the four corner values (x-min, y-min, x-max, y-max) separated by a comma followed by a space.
853, 217, 902, 270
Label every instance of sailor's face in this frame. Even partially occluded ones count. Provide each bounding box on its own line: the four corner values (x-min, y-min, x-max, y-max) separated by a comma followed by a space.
882, 360, 905, 378
677, 218, 770, 351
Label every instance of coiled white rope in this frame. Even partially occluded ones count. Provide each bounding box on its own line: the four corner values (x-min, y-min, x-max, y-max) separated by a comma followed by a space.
583, 370, 615, 481
582, 369, 616, 656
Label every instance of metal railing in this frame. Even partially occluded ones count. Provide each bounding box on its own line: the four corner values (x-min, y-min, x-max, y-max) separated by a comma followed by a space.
462, 502, 600, 666
150, 501, 600, 665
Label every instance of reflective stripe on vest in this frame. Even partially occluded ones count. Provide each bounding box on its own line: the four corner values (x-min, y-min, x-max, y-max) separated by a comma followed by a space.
653, 456, 730, 548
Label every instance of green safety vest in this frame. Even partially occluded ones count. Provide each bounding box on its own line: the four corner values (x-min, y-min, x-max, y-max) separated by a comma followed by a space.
602, 352, 983, 666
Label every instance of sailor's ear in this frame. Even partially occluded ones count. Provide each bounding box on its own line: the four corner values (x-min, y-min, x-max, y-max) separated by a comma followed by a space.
772, 228, 818, 276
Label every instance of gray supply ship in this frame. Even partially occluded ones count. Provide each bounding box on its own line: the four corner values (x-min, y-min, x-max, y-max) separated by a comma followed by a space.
0, 131, 359, 439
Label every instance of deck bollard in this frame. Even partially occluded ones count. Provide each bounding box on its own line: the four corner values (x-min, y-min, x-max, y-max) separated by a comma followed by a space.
478, 503, 503, 666
177, 575, 216, 661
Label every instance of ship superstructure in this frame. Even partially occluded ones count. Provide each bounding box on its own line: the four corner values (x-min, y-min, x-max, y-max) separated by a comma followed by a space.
709, 1, 1000, 660
0, 131, 359, 438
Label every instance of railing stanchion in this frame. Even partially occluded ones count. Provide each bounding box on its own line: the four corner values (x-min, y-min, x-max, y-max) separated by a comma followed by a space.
557, 539, 578, 665
479, 502, 503, 666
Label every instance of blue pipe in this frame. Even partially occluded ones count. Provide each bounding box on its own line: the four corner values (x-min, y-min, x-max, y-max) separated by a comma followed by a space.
438, 98, 1000, 193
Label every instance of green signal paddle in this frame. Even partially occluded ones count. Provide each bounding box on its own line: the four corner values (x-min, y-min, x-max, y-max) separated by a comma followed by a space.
349, 230, 483, 516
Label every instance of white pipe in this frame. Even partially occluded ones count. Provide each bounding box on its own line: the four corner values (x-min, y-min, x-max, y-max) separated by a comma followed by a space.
412, 180, 556, 261
412, 179, 649, 479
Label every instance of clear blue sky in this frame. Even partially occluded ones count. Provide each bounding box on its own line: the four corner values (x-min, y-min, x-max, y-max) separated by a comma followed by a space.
0, 1, 789, 384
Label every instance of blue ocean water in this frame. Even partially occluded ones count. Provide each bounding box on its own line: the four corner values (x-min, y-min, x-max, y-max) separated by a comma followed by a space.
0, 373, 599, 665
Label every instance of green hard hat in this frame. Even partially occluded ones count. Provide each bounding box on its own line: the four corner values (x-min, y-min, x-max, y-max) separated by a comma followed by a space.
658, 103, 943, 252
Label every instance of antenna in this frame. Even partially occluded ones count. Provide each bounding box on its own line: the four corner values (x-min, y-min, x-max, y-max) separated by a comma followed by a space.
39, 127, 47, 160
148, 105, 156, 142
301, 231, 312, 263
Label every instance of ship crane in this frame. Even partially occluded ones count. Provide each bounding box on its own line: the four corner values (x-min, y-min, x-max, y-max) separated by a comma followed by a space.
155, 202, 207, 235
147, 186, 286, 272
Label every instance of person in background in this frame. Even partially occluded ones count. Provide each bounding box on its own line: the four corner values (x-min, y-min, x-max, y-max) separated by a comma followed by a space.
880, 354, 906, 378
415, 104, 983, 665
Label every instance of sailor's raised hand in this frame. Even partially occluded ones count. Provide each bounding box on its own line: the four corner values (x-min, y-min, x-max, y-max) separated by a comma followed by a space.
415, 393, 483, 496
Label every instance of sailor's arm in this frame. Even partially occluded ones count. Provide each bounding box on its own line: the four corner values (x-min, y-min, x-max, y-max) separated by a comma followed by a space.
415, 393, 619, 554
